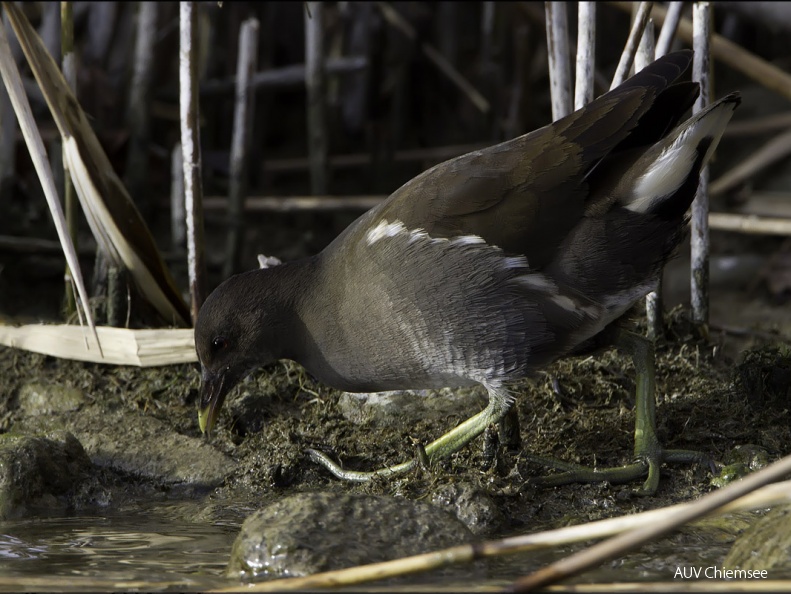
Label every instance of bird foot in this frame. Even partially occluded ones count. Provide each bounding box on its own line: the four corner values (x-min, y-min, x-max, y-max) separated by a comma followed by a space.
523, 448, 710, 496
306, 447, 419, 482
482, 406, 523, 470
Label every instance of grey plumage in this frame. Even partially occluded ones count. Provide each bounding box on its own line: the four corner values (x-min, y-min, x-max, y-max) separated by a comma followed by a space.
194, 50, 739, 487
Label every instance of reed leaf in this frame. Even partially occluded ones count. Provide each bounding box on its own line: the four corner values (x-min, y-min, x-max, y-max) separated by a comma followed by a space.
0, 12, 101, 355
3, 2, 190, 327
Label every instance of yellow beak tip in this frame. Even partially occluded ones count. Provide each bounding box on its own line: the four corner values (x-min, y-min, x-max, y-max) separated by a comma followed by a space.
198, 408, 210, 434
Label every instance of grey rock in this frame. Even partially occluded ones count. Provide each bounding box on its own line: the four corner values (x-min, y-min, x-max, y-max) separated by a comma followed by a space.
71, 408, 235, 488
0, 431, 92, 519
16, 405, 235, 488
431, 482, 503, 535
17, 381, 86, 415
724, 505, 791, 572
725, 444, 770, 471
227, 491, 476, 579
711, 445, 770, 488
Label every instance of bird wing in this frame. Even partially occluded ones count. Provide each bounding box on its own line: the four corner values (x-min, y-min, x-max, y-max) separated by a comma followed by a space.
365, 51, 697, 270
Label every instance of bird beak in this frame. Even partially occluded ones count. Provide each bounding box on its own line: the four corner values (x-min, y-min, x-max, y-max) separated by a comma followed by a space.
198, 367, 230, 435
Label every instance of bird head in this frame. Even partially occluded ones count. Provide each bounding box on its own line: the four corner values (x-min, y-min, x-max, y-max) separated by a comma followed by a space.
194, 271, 283, 435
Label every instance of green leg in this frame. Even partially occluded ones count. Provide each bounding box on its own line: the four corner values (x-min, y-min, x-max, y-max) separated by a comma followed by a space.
529, 330, 706, 495
308, 385, 513, 482
498, 406, 522, 451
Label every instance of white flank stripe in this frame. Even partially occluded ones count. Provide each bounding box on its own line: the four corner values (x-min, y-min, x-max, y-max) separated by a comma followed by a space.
365, 219, 407, 245
451, 235, 485, 246
513, 273, 556, 291
366, 218, 487, 249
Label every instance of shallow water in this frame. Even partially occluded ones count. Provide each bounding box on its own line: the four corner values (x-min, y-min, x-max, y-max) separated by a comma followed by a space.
0, 501, 246, 592
0, 500, 779, 591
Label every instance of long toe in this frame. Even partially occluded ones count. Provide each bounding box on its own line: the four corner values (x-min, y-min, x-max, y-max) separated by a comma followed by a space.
524, 447, 710, 496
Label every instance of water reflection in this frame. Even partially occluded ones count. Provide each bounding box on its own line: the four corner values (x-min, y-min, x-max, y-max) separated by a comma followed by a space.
0, 501, 245, 591
1, 499, 777, 591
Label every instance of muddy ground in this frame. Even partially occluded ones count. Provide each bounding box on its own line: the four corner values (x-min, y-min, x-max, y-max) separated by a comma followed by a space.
2, 305, 789, 540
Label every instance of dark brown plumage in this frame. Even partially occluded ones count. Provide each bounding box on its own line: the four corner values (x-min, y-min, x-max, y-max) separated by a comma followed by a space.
195, 50, 739, 492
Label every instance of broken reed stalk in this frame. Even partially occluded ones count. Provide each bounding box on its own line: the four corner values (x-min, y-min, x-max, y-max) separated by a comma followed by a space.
305, 2, 328, 196
0, 10, 100, 354
574, 2, 596, 110
609, 1, 791, 103
6, 1, 189, 328
509, 454, 791, 591
654, 0, 683, 57
0, 13, 15, 198
375, 2, 490, 115
179, 1, 207, 324
204, 474, 791, 592
223, 17, 259, 279
199, 57, 366, 96
610, 1, 653, 89
0, 323, 196, 366
709, 212, 791, 235
711, 126, 791, 196
262, 142, 489, 173
203, 195, 386, 212
545, 1, 572, 120
690, 1, 711, 326
634, 22, 665, 341
125, 1, 157, 211
635, 20, 655, 69
61, 0, 77, 318
0, 234, 94, 255
725, 111, 791, 136
201, 196, 791, 236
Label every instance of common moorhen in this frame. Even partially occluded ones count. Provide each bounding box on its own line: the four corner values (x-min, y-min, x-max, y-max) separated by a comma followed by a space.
195, 50, 739, 494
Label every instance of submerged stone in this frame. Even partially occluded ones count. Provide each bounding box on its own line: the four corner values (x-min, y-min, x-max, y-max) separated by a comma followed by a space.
710, 445, 769, 488
227, 491, 475, 579
724, 505, 791, 573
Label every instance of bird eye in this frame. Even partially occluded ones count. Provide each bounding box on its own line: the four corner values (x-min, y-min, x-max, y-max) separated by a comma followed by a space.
211, 336, 228, 352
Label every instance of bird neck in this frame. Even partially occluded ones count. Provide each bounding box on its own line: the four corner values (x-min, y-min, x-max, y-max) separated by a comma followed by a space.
245, 256, 320, 361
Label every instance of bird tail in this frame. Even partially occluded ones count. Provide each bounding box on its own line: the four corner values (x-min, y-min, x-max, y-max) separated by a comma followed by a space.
620, 92, 741, 219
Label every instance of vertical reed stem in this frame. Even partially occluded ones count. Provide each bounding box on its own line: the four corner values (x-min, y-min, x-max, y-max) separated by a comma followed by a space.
691, 2, 712, 325
180, 1, 207, 324
61, 1, 77, 317
610, 1, 653, 89
545, 2, 572, 120
224, 17, 259, 279
126, 2, 157, 212
305, 2, 328, 195
171, 142, 185, 251
635, 21, 665, 341
655, 1, 683, 58
574, 2, 596, 109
